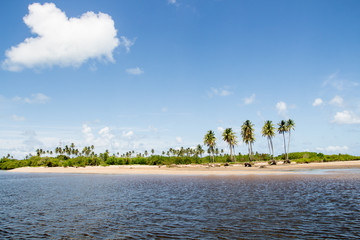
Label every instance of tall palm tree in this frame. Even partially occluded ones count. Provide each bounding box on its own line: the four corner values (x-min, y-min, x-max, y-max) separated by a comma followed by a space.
286, 119, 295, 161
204, 130, 216, 163
222, 128, 238, 162
277, 120, 288, 162
262, 120, 275, 162
241, 120, 255, 163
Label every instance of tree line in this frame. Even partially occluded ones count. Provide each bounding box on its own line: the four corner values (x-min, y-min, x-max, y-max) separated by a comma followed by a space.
204, 119, 295, 166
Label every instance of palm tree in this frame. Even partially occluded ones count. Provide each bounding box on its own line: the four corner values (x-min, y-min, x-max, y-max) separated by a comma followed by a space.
241, 120, 255, 164
286, 119, 295, 161
278, 120, 288, 163
204, 130, 216, 163
262, 120, 275, 164
196, 144, 204, 158
222, 128, 238, 162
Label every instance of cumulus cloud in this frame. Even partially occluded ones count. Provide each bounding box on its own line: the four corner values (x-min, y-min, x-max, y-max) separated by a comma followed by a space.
82, 124, 95, 143
276, 101, 287, 117
217, 126, 224, 133
332, 110, 360, 124
316, 145, 349, 153
330, 95, 344, 107
2, 3, 120, 71
244, 94, 256, 105
312, 98, 323, 107
126, 67, 144, 75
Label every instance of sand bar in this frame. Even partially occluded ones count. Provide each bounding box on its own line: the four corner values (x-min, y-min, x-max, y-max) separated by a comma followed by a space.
8, 160, 360, 176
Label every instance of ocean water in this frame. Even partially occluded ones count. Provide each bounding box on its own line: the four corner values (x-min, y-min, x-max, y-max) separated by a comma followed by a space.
0, 171, 360, 239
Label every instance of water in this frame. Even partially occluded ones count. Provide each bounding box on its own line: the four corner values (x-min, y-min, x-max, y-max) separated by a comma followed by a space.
1, 171, 360, 239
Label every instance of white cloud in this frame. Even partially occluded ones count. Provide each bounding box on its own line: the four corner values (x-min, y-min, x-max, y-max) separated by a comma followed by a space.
99, 127, 114, 140
11, 114, 26, 121
332, 110, 360, 124
316, 145, 349, 153
24, 93, 50, 104
276, 101, 287, 118
330, 95, 344, 107
244, 93, 256, 105
168, 0, 177, 4
120, 36, 135, 53
2, 3, 119, 71
126, 67, 144, 75
82, 124, 95, 143
217, 127, 224, 133
208, 87, 232, 97
312, 98, 323, 107
122, 130, 134, 138
176, 136, 183, 144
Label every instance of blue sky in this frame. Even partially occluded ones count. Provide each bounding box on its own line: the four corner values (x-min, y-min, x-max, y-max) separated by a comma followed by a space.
1, 0, 360, 158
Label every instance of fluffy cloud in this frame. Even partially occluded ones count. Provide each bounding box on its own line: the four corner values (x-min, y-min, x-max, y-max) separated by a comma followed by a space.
126, 67, 144, 75
330, 95, 344, 107
2, 3, 120, 71
244, 94, 256, 105
217, 127, 224, 133
82, 124, 95, 142
312, 98, 323, 107
332, 111, 360, 124
276, 101, 287, 117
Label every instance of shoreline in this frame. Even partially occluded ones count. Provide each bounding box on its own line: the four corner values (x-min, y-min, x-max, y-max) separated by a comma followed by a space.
8, 160, 360, 176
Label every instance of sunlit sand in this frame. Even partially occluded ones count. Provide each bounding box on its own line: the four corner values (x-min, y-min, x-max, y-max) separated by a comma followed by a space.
9, 160, 360, 175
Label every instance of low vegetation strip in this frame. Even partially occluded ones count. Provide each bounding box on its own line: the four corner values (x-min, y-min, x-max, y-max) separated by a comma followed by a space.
1, 152, 359, 170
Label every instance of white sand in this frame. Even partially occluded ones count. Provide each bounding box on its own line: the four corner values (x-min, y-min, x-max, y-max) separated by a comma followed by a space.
9, 160, 360, 176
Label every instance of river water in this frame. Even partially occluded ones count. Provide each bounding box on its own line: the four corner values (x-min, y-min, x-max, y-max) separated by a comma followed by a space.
0, 171, 359, 239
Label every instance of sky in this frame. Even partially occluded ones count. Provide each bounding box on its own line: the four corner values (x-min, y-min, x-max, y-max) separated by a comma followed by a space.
1, 0, 360, 158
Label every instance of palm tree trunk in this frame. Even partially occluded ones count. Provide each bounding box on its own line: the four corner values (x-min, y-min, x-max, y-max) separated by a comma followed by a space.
270, 137, 274, 160
267, 137, 271, 158
233, 145, 236, 162
282, 132, 287, 160
287, 130, 291, 160
229, 143, 233, 162
247, 143, 251, 162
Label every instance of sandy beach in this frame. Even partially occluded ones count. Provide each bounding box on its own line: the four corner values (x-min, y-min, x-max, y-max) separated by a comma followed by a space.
8, 160, 360, 175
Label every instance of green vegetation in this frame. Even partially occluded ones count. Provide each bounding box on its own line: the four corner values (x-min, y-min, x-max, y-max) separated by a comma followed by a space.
1, 151, 358, 170
1, 119, 359, 170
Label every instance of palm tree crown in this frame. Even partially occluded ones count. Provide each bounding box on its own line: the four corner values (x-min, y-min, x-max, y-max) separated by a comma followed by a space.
222, 128, 237, 161
204, 130, 216, 162
286, 119, 295, 160
241, 120, 255, 162
278, 120, 288, 160
262, 120, 275, 160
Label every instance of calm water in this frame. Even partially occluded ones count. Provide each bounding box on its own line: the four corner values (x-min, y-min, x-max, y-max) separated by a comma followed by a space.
1, 171, 360, 239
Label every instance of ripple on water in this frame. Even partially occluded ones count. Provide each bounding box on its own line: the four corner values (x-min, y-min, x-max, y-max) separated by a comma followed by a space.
0, 172, 360, 239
